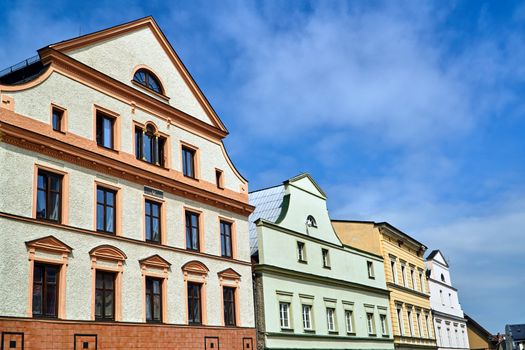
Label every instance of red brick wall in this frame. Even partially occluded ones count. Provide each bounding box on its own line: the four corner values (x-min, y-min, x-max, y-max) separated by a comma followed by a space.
0, 318, 256, 350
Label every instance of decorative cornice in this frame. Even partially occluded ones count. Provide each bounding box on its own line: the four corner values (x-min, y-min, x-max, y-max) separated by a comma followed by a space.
181, 260, 209, 275
25, 235, 73, 254
139, 254, 171, 269
253, 264, 390, 296
428, 277, 458, 291
386, 282, 430, 299
0, 111, 254, 216
89, 244, 127, 261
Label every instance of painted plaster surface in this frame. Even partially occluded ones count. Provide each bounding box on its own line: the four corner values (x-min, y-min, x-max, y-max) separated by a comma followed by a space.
67, 27, 211, 124
250, 175, 394, 350
7, 72, 242, 191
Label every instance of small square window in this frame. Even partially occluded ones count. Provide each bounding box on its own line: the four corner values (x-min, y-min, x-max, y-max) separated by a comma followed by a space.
10, 340, 16, 348
83, 341, 89, 349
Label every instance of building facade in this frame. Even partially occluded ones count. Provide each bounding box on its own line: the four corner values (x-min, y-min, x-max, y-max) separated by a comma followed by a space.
250, 174, 394, 350
0, 17, 255, 350
465, 314, 498, 350
502, 324, 525, 350
333, 221, 437, 350
426, 250, 469, 350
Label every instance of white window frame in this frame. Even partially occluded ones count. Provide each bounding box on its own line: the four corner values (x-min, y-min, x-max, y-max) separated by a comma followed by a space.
407, 309, 414, 337
425, 313, 431, 338
396, 305, 404, 336
366, 312, 376, 335
410, 267, 416, 290
326, 307, 336, 332
390, 258, 397, 284
367, 261, 375, 279
345, 310, 354, 334
297, 241, 307, 263
380, 314, 388, 336
416, 311, 423, 338
401, 263, 407, 287
279, 302, 291, 329
418, 269, 425, 293
322, 248, 330, 268
302, 304, 313, 331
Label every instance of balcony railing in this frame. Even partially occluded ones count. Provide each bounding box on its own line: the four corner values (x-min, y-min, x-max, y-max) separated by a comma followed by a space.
0, 55, 40, 78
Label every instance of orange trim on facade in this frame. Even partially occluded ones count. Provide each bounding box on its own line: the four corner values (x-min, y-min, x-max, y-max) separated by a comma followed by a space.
217, 268, 242, 327
180, 140, 201, 180
89, 245, 126, 321
182, 260, 209, 325
93, 179, 122, 236
218, 216, 237, 259
0, 109, 254, 216
92, 104, 121, 152
183, 206, 205, 252
32, 163, 70, 225
140, 254, 171, 323
50, 103, 68, 133
25, 235, 72, 319
143, 194, 167, 245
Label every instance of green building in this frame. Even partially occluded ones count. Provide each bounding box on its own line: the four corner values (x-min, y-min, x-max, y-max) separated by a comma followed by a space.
249, 174, 395, 350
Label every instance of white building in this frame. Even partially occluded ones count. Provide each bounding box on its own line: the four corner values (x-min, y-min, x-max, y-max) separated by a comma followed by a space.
426, 250, 469, 350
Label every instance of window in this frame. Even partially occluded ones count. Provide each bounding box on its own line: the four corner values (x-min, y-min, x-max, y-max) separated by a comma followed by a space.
145, 200, 161, 244
367, 313, 376, 334
32, 263, 59, 318
449, 293, 453, 307
437, 326, 443, 344
416, 312, 423, 337
145, 277, 162, 323
447, 328, 452, 346
185, 211, 200, 251
96, 111, 114, 149
279, 302, 291, 329
419, 270, 425, 292
223, 287, 236, 326
345, 310, 354, 333
455, 328, 460, 347
367, 261, 375, 278
440, 290, 444, 305
401, 264, 407, 287
411, 268, 416, 289
407, 310, 414, 336
52, 107, 64, 132
396, 306, 404, 335
302, 305, 312, 330
306, 215, 317, 228
133, 69, 163, 94
380, 314, 388, 335
220, 221, 233, 258
36, 170, 62, 222
96, 186, 116, 234
322, 248, 330, 268
216, 169, 224, 189
187, 282, 202, 325
326, 308, 336, 332
390, 259, 397, 283
182, 146, 196, 178
441, 273, 445, 282
425, 314, 431, 338
95, 271, 115, 320
297, 242, 306, 263
135, 125, 166, 167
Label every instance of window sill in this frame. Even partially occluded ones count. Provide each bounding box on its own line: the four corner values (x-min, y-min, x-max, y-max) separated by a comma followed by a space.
382, 334, 390, 338
298, 260, 308, 264
328, 330, 339, 335
303, 329, 315, 334
323, 265, 331, 269
368, 276, 375, 279
97, 230, 116, 236
97, 144, 119, 153
280, 328, 294, 332
146, 240, 162, 245
347, 332, 356, 336
136, 157, 167, 170
183, 174, 199, 181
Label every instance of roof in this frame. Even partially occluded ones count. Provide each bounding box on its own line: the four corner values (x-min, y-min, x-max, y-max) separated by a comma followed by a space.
376, 221, 427, 250
465, 313, 496, 339
248, 185, 286, 255
426, 249, 450, 267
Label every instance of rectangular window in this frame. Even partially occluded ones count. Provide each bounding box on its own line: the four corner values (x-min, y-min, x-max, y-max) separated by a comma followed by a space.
135, 126, 166, 167
216, 169, 224, 189
425, 314, 431, 338
367, 313, 376, 334
185, 211, 200, 251
416, 312, 423, 337
297, 241, 306, 262
367, 261, 375, 278
390, 259, 397, 283
345, 310, 354, 333
397, 307, 404, 336
401, 264, 407, 287
32, 263, 59, 318
302, 304, 312, 330
279, 302, 291, 329
96, 186, 116, 234
187, 282, 202, 325
36, 170, 63, 222
220, 221, 233, 258
223, 287, 236, 326
419, 270, 425, 292
145, 277, 162, 323
182, 146, 196, 178
407, 310, 414, 336
321, 248, 330, 268
438, 326, 443, 344
326, 308, 336, 332
96, 111, 114, 149
380, 314, 388, 335
411, 268, 416, 289
145, 200, 161, 243
52, 107, 64, 132
95, 270, 115, 320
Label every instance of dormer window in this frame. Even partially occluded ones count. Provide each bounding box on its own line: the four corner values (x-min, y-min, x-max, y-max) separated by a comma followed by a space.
306, 215, 317, 228
133, 69, 163, 95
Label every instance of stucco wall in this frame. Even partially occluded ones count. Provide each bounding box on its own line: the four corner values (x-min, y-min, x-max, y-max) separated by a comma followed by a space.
67, 27, 210, 124
332, 221, 383, 257
7, 72, 243, 192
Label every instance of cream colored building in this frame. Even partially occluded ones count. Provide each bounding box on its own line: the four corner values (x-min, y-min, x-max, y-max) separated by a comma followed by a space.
333, 221, 438, 350
0, 17, 255, 350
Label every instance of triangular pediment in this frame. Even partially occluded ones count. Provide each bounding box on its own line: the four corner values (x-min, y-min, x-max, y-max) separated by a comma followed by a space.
286, 173, 327, 199
139, 254, 171, 268
89, 245, 127, 261
217, 268, 241, 280
49, 16, 226, 131
427, 249, 449, 267
25, 235, 72, 254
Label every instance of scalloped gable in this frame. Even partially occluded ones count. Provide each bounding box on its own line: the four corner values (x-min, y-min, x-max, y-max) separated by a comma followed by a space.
49, 17, 225, 130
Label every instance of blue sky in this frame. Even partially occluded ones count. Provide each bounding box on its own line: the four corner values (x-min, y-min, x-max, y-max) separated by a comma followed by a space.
1, 0, 524, 332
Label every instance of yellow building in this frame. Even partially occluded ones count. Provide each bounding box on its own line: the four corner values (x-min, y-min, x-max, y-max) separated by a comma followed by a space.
333, 221, 437, 350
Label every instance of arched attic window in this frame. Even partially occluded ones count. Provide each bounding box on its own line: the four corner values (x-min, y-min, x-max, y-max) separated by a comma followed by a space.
306, 215, 317, 228
133, 69, 164, 95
